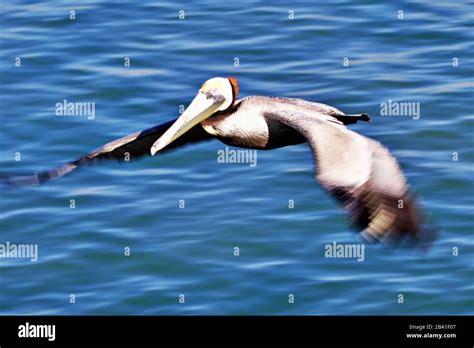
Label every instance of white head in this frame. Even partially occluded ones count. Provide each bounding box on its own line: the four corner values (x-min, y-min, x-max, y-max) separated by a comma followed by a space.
151, 77, 239, 155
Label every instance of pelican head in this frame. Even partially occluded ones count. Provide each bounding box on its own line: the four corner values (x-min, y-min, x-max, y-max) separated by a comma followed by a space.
151, 77, 239, 155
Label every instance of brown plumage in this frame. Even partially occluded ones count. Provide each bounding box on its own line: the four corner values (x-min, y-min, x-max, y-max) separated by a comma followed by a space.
0, 120, 212, 186
266, 107, 424, 245
1, 78, 432, 247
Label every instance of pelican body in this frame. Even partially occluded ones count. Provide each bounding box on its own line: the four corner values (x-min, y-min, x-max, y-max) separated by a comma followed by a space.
1, 77, 430, 246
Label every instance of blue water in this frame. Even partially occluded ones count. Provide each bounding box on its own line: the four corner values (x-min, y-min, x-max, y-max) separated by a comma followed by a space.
0, 1, 473, 315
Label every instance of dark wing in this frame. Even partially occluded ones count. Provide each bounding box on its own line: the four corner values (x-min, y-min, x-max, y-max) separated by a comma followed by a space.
266, 109, 431, 246
0, 119, 214, 187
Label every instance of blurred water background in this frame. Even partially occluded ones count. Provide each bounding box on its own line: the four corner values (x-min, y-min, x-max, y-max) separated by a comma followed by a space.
0, 0, 473, 314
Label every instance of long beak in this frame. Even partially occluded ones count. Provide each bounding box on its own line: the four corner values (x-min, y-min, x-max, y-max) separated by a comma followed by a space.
150, 92, 225, 155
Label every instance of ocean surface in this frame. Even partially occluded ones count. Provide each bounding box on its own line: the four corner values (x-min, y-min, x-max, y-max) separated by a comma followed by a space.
0, 0, 472, 315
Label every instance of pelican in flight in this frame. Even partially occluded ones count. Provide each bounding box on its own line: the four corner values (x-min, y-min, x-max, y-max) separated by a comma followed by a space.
1, 77, 429, 245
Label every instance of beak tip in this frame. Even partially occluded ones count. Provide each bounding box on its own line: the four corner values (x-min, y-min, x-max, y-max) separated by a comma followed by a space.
151, 139, 168, 156
150, 146, 159, 156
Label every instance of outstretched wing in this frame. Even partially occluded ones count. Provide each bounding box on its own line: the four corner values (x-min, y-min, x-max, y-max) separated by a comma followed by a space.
0, 119, 214, 187
266, 109, 428, 246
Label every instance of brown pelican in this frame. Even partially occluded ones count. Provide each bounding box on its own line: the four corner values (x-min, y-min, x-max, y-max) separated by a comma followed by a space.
1, 77, 429, 245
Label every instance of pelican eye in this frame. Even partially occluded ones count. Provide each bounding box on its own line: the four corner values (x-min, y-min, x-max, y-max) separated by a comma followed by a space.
205, 88, 223, 101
